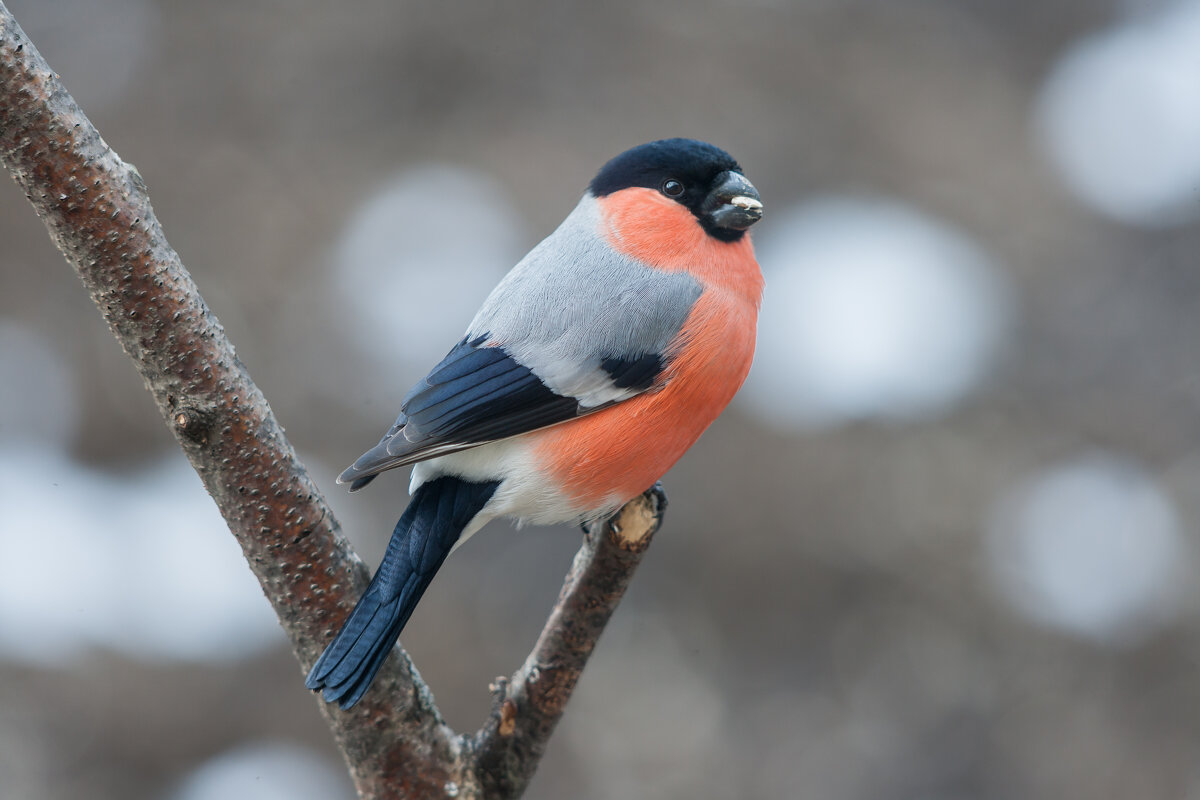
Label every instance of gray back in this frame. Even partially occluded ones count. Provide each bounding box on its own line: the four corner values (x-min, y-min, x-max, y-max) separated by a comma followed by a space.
467, 195, 703, 407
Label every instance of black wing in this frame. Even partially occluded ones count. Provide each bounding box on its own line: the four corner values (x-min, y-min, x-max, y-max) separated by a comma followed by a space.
338, 336, 664, 490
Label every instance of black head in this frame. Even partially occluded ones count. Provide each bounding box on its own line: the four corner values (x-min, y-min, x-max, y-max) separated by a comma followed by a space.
589, 138, 763, 242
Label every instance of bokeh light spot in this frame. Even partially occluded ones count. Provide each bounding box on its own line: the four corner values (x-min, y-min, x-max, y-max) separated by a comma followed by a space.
986, 452, 1188, 645
742, 197, 1011, 430
1035, 0, 1200, 226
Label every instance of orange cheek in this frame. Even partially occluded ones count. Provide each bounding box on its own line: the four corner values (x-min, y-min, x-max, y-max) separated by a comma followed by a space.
595, 188, 765, 307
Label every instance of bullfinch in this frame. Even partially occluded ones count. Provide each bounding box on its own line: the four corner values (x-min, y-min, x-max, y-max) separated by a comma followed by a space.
307, 138, 764, 708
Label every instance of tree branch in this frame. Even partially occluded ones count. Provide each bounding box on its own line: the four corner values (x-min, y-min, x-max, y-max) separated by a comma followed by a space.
472, 486, 666, 797
0, 5, 664, 798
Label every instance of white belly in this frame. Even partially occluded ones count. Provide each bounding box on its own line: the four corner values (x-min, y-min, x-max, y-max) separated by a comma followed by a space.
409, 435, 597, 546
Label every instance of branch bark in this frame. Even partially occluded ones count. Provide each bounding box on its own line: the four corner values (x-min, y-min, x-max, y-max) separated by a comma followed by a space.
471, 487, 666, 796
0, 5, 664, 798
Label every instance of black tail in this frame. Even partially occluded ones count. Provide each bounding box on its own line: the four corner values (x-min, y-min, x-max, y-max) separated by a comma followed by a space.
306, 476, 499, 708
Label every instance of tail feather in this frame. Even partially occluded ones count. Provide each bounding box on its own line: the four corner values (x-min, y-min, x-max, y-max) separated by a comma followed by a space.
306, 476, 499, 708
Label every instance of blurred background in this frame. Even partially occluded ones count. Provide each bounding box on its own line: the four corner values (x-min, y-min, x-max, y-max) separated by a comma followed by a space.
4, 0, 1200, 797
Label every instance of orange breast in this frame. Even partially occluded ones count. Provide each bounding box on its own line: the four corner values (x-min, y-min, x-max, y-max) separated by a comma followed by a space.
530, 290, 757, 511
529, 189, 763, 512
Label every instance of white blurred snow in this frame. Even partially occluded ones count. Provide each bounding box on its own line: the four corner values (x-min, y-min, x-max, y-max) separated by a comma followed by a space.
169, 741, 353, 800
0, 320, 79, 450
0, 318, 283, 663
332, 164, 527, 368
985, 452, 1189, 645
1035, 0, 1200, 227
742, 197, 1011, 430
0, 448, 285, 663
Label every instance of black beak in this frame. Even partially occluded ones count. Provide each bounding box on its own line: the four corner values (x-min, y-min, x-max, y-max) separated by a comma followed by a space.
703, 171, 763, 231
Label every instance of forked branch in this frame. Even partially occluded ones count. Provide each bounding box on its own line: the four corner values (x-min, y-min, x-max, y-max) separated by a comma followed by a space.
0, 5, 663, 798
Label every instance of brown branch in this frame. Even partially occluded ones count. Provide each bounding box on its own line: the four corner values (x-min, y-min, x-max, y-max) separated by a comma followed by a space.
472, 486, 666, 797
0, 5, 665, 798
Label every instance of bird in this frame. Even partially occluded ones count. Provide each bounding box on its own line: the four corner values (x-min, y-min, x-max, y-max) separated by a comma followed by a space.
306, 138, 764, 708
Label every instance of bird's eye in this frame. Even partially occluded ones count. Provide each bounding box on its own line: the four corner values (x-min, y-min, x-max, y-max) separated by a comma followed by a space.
661, 179, 684, 198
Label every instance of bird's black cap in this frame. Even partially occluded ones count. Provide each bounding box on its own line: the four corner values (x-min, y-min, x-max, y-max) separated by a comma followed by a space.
589, 138, 742, 198
588, 138, 758, 242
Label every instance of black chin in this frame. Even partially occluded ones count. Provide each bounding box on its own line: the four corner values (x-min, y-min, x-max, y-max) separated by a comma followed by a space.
699, 219, 749, 242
